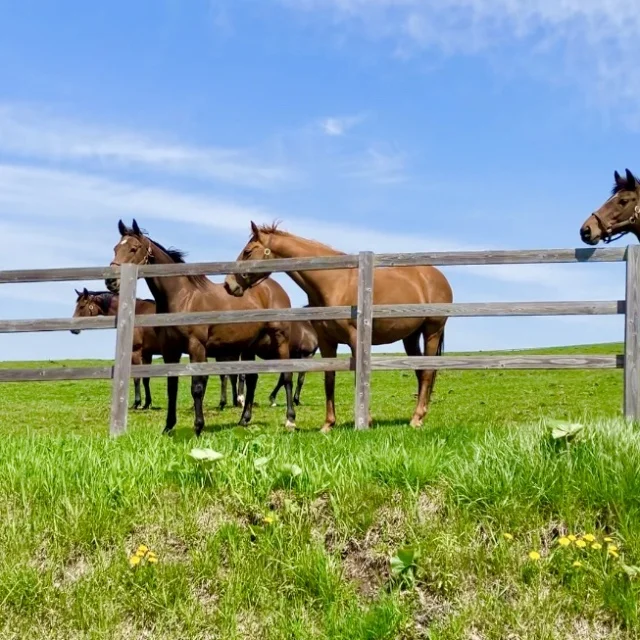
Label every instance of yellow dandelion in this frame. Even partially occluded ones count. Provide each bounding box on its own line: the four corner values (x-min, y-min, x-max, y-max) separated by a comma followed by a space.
147, 556, 158, 564
558, 537, 571, 547
262, 516, 274, 525
567, 535, 577, 542
528, 551, 541, 561
575, 540, 587, 549
591, 543, 602, 550
572, 561, 582, 568
604, 537, 614, 543
129, 555, 141, 567
583, 534, 596, 542
609, 550, 620, 559
607, 544, 619, 553
137, 544, 149, 553
135, 549, 146, 558
503, 533, 513, 541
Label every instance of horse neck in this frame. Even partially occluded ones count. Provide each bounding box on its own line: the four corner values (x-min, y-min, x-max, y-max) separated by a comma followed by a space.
144, 243, 202, 312
95, 293, 118, 316
268, 233, 346, 304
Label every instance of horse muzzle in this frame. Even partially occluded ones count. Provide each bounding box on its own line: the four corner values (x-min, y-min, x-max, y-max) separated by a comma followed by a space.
224, 274, 245, 297
105, 277, 120, 293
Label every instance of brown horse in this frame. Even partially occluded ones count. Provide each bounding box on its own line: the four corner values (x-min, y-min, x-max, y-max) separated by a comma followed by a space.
580, 169, 640, 245
105, 219, 297, 436
71, 289, 242, 411
224, 222, 453, 432
235, 315, 318, 407
71, 288, 159, 409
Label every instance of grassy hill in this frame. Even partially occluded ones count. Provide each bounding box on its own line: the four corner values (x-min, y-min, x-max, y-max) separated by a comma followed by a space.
0, 342, 638, 639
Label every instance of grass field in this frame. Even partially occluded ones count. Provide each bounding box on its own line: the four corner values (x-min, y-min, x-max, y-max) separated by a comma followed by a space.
1, 342, 639, 639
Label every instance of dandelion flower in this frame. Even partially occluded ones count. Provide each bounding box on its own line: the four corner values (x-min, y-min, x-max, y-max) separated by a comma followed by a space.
135, 549, 146, 558
503, 533, 513, 541
583, 534, 596, 542
528, 551, 541, 561
558, 537, 571, 547
575, 540, 587, 549
572, 561, 582, 568
609, 550, 620, 559
604, 537, 614, 543
591, 543, 602, 550
129, 555, 141, 567
607, 545, 619, 553
568, 535, 577, 542
147, 556, 158, 564
137, 544, 149, 554
262, 516, 274, 525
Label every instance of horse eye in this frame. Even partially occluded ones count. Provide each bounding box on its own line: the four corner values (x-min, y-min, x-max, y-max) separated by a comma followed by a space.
619, 198, 628, 206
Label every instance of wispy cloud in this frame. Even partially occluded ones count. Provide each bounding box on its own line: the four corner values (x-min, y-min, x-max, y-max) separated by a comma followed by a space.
0, 104, 295, 189
0, 162, 625, 304
344, 146, 407, 184
320, 113, 365, 136
278, 0, 640, 125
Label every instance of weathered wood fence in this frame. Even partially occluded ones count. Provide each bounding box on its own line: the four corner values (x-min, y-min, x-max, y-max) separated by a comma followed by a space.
0, 245, 636, 435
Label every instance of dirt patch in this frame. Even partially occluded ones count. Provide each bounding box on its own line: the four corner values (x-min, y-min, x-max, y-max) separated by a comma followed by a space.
196, 502, 235, 534
53, 553, 91, 588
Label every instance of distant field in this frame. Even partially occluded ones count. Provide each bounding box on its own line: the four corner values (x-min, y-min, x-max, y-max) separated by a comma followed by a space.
1, 342, 638, 639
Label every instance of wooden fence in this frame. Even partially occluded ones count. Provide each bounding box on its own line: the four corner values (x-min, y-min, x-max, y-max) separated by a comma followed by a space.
0, 245, 636, 435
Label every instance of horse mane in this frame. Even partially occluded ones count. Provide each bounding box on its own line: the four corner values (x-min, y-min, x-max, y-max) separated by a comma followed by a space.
255, 222, 346, 255
77, 290, 117, 314
125, 226, 209, 289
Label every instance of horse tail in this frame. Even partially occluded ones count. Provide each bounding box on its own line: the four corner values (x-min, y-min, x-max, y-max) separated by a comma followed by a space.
437, 329, 445, 356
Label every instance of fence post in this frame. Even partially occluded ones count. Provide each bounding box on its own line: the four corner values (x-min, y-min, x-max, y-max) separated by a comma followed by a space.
110, 263, 138, 436
625, 244, 640, 422
354, 251, 374, 430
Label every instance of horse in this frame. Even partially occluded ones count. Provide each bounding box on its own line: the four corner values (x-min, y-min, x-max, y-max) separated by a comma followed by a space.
70, 288, 242, 411
580, 168, 640, 246
224, 222, 453, 432
71, 288, 159, 410
234, 313, 318, 408
105, 219, 297, 436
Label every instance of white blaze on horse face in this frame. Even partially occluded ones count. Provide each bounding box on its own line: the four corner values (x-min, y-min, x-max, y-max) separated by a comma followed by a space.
118, 238, 129, 246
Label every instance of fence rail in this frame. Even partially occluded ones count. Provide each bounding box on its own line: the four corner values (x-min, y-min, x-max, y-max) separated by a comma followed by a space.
0, 245, 634, 435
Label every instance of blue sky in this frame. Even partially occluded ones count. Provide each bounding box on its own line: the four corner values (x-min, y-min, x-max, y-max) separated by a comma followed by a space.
0, 0, 635, 361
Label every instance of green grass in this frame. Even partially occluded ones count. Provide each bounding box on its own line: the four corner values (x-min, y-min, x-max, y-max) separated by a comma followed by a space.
0, 342, 639, 639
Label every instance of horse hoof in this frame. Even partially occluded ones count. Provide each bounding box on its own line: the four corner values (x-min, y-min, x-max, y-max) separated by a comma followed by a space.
409, 418, 423, 429
143, 404, 151, 411
237, 395, 245, 408
320, 425, 333, 434
270, 401, 277, 408
285, 420, 296, 432
162, 426, 175, 436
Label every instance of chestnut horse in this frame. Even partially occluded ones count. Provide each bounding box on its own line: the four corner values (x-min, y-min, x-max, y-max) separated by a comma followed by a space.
580, 169, 640, 245
225, 222, 453, 432
71, 288, 242, 411
106, 220, 296, 436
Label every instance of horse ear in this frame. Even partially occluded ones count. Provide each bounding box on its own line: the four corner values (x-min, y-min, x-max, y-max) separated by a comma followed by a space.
75, 288, 81, 297
132, 219, 141, 235
626, 169, 638, 189
118, 219, 127, 236
250, 221, 260, 239
615, 170, 624, 186
83, 287, 89, 296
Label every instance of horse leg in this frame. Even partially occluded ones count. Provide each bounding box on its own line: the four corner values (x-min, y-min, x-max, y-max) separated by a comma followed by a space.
238, 356, 257, 426
319, 338, 338, 433
131, 350, 142, 409
269, 374, 285, 407
218, 375, 228, 411
274, 337, 296, 430
142, 350, 153, 410
237, 373, 246, 408
162, 349, 182, 435
189, 341, 208, 437
408, 327, 443, 428
293, 372, 305, 406
230, 374, 239, 407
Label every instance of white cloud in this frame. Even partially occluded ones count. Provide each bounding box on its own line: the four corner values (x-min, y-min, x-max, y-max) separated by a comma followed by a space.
0, 162, 625, 306
278, 0, 640, 123
0, 104, 295, 189
344, 146, 407, 184
320, 113, 365, 136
